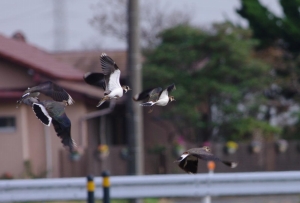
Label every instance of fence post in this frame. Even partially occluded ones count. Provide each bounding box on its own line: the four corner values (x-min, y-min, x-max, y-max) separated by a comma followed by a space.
87, 175, 95, 203
102, 171, 110, 203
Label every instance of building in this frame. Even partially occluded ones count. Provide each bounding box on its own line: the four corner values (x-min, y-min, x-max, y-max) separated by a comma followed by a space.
0, 32, 178, 179
0, 33, 125, 178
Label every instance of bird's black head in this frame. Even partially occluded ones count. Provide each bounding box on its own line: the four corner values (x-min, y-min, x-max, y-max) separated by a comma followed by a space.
122, 86, 131, 93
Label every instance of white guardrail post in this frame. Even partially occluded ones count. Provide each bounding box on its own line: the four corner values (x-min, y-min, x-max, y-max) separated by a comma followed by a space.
1, 171, 300, 202
202, 161, 215, 203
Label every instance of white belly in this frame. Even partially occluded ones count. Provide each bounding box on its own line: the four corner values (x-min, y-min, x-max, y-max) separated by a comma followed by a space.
156, 97, 169, 106
108, 87, 123, 98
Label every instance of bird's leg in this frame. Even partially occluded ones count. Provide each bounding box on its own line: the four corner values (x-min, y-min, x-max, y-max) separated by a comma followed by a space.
16, 102, 20, 109
16, 99, 23, 108
148, 107, 154, 113
97, 96, 110, 107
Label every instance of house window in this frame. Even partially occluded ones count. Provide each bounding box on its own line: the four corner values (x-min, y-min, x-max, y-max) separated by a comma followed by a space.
0, 117, 16, 132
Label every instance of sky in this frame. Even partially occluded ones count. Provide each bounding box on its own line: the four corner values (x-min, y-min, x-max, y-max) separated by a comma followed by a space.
0, 0, 282, 52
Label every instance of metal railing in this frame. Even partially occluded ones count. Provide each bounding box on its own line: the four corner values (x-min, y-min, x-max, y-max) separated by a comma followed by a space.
0, 171, 300, 202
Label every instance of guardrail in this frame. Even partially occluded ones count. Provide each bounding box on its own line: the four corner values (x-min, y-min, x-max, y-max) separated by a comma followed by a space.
1, 171, 300, 202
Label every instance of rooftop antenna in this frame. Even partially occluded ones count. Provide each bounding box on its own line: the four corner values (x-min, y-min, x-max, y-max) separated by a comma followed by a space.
53, 0, 67, 51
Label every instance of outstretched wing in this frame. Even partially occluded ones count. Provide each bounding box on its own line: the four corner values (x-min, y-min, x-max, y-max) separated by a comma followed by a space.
51, 113, 75, 153
189, 148, 216, 161
133, 87, 156, 101
100, 53, 121, 92
100, 53, 119, 75
178, 155, 198, 174
166, 83, 176, 92
32, 103, 52, 126
159, 83, 176, 100
22, 81, 74, 105
83, 72, 106, 90
148, 87, 163, 102
188, 148, 237, 168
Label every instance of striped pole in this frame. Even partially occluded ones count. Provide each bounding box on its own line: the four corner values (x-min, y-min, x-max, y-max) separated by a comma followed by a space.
102, 171, 110, 203
87, 175, 95, 203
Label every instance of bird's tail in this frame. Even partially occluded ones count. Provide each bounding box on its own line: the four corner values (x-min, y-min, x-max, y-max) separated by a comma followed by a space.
62, 138, 76, 153
140, 101, 155, 106
222, 161, 238, 168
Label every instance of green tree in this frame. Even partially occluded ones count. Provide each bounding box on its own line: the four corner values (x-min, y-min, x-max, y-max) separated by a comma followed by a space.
237, 0, 300, 52
237, 0, 300, 140
237, 0, 300, 99
143, 22, 280, 143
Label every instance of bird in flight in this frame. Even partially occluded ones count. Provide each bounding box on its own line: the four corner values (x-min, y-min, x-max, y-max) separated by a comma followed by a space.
16, 81, 74, 108
84, 53, 131, 107
174, 146, 238, 174
133, 83, 176, 113
17, 82, 76, 153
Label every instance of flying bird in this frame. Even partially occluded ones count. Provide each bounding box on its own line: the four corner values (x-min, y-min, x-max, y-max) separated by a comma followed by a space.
133, 83, 176, 113
174, 146, 238, 174
16, 81, 74, 108
20, 97, 75, 153
83, 53, 130, 107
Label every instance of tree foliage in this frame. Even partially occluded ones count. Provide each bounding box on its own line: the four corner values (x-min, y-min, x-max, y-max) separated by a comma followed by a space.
237, 0, 300, 140
143, 22, 279, 143
237, 0, 300, 52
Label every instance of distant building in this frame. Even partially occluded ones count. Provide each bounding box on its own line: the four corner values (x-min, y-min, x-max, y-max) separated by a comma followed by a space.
0, 33, 128, 178
0, 33, 175, 178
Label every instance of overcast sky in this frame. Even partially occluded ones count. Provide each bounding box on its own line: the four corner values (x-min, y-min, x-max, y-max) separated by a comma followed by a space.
0, 0, 282, 52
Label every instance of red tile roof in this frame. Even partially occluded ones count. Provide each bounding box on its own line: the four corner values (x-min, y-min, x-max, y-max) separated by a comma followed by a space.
53, 50, 128, 76
0, 90, 22, 98
0, 34, 83, 81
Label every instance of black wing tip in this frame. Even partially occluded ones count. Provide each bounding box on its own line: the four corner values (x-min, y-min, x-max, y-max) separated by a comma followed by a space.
167, 83, 176, 92
178, 159, 198, 174
100, 53, 111, 62
222, 161, 238, 168
83, 72, 106, 89
83, 72, 92, 79
133, 93, 145, 101
134, 87, 158, 102
100, 53, 116, 65
32, 103, 51, 126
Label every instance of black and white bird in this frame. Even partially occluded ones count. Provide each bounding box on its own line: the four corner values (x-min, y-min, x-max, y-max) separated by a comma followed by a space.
20, 97, 75, 153
83, 53, 131, 107
174, 146, 238, 174
16, 81, 74, 108
133, 84, 176, 112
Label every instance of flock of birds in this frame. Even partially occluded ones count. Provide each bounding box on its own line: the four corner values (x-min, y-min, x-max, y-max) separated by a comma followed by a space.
16, 53, 238, 174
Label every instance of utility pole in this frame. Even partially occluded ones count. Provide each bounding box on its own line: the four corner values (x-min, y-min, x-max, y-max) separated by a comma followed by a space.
53, 0, 67, 51
126, 0, 144, 176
